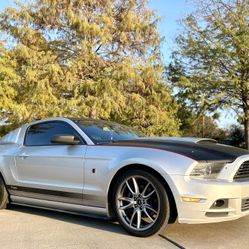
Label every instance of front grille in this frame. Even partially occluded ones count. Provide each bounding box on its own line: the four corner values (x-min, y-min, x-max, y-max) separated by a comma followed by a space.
242, 198, 249, 212
234, 161, 249, 181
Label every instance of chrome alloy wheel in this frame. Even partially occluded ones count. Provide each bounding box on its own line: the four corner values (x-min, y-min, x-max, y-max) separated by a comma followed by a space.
116, 175, 160, 231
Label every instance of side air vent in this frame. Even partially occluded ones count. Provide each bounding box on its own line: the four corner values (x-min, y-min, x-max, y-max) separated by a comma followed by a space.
234, 161, 249, 181
242, 198, 249, 212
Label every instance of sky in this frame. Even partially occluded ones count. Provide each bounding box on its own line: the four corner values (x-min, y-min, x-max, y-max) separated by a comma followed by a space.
149, 0, 193, 62
148, 0, 237, 128
0, 0, 13, 10
0, 0, 237, 128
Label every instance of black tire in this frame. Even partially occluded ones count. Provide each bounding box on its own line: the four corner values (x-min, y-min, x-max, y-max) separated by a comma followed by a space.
112, 169, 170, 237
0, 176, 9, 209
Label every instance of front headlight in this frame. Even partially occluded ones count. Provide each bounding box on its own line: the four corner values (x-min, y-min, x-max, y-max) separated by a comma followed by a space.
190, 162, 226, 179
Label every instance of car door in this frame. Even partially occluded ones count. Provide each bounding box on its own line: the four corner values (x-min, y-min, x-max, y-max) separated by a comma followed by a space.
13, 121, 86, 205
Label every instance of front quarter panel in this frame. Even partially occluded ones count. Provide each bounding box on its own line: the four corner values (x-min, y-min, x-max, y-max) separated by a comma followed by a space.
83, 145, 196, 208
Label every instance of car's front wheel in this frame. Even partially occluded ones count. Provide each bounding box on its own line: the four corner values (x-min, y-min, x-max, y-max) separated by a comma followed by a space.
112, 169, 170, 237
0, 177, 9, 209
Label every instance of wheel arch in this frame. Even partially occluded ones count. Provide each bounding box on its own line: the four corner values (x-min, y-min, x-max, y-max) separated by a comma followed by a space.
0, 171, 8, 187
107, 164, 178, 224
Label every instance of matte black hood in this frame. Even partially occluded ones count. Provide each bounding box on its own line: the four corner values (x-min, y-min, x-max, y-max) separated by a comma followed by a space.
109, 138, 249, 162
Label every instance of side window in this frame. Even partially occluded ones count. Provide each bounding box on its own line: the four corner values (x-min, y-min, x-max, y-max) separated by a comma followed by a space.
25, 121, 83, 146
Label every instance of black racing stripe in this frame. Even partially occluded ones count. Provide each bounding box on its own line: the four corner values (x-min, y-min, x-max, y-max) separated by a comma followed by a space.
7, 185, 83, 199
98, 139, 249, 161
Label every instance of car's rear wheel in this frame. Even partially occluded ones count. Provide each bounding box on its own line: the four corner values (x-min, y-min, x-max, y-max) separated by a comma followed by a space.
0, 177, 9, 209
112, 169, 170, 237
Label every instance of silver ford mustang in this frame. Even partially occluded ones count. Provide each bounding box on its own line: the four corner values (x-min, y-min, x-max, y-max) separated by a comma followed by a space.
1, 117, 249, 237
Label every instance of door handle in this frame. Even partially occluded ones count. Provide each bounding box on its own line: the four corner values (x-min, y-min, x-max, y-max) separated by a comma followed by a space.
18, 153, 29, 159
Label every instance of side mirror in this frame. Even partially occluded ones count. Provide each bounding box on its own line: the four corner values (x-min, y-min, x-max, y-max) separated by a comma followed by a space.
51, 135, 81, 145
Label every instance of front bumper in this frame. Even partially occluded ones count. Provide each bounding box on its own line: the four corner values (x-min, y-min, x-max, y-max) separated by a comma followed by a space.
171, 175, 249, 224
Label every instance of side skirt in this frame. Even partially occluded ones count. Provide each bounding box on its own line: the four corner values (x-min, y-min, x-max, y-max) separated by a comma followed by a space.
10, 195, 109, 219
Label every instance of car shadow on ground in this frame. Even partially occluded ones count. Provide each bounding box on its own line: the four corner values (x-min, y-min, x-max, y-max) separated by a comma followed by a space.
7, 204, 249, 249
8, 204, 186, 248
8, 204, 128, 236
164, 216, 249, 249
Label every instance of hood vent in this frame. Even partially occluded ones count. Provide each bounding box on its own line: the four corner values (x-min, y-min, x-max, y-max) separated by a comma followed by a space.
152, 137, 218, 144
132, 137, 218, 145
195, 138, 218, 144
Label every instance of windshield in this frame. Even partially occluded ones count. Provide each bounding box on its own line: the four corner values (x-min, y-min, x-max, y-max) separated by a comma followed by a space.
73, 119, 144, 143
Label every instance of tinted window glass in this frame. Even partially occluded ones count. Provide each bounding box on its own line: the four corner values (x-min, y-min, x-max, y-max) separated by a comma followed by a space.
73, 119, 144, 143
25, 121, 82, 146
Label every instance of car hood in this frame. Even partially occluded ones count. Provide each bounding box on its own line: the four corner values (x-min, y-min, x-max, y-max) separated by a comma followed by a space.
109, 137, 249, 162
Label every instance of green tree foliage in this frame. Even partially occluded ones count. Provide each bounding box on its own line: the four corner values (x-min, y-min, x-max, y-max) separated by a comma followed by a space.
175, 98, 225, 139
0, 42, 21, 123
169, 0, 249, 146
224, 124, 245, 147
0, 0, 179, 136
183, 115, 225, 140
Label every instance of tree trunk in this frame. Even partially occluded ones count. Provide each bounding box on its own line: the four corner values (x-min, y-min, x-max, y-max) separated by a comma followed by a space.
244, 109, 249, 150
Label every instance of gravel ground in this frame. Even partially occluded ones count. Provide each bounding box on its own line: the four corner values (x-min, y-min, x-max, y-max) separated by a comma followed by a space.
0, 205, 249, 249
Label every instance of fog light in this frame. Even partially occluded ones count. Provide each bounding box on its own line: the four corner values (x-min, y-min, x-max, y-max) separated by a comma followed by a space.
214, 200, 225, 207
211, 199, 228, 209
182, 197, 203, 203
